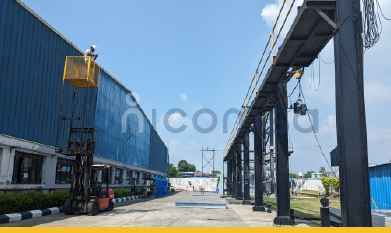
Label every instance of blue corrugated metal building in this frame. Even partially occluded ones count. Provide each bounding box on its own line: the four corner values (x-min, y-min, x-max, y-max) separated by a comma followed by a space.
369, 163, 391, 210
0, 0, 168, 189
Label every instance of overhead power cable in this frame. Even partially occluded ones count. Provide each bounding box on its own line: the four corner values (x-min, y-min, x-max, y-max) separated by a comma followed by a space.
299, 84, 335, 175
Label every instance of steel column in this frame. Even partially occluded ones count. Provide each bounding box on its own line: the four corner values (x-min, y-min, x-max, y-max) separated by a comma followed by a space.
235, 143, 243, 199
223, 159, 226, 195
227, 156, 232, 195
253, 112, 266, 211
269, 110, 276, 194
243, 132, 251, 203
273, 81, 292, 225
232, 150, 237, 197
333, 0, 371, 226
229, 154, 234, 196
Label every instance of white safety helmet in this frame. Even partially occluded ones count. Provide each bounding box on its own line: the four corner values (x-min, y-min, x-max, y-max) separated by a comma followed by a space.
91, 44, 96, 51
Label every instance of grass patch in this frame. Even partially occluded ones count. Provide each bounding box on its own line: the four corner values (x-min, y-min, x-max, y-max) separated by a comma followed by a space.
264, 195, 340, 220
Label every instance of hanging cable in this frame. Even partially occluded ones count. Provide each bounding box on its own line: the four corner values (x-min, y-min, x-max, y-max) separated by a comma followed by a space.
299, 84, 335, 175
362, 0, 382, 49
288, 79, 301, 98
317, 58, 321, 90
375, 0, 391, 21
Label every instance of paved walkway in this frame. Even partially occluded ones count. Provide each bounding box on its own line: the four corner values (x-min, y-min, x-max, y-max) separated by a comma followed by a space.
3, 192, 284, 227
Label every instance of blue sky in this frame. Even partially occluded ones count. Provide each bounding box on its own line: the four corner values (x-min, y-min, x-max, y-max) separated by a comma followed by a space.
23, 0, 391, 174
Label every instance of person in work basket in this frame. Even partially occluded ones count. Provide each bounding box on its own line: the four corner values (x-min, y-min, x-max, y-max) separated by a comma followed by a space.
84, 44, 98, 61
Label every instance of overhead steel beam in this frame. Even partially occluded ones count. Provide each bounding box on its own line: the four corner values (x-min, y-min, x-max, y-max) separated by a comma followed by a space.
273, 82, 292, 225
333, 0, 371, 226
223, 0, 337, 163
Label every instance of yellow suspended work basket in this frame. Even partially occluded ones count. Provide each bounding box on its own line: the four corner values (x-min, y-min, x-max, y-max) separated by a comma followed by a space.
63, 56, 100, 88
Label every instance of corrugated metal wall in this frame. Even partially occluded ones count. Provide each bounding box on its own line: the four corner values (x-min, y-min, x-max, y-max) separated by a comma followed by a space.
369, 163, 391, 210
149, 128, 169, 173
0, 0, 168, 174
0, 0, 97, 149
94, 70, 169, 173
95, 70, 151, 169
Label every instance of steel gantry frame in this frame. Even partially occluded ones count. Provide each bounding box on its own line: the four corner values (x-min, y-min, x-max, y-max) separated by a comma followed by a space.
223, 0, 372, 226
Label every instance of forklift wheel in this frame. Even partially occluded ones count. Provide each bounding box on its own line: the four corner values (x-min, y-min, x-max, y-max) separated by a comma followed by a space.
87, 201, 99, 216
107, 201, 114, 211
63, 199, 73, 215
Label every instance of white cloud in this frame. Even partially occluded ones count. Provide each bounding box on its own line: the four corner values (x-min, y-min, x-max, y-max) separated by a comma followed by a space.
167, 112, 186, 127
261, 3, 279, 26
319, 114, 336, 135
365, 80, 391, 104
261, 0, 304, 27
260, 0, 305, 61
368, 128, 391, 144
179, 93, 188, 102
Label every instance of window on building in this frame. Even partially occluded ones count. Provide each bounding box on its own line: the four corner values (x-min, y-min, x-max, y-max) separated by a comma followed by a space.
135, 171, 140, 185
12, 151, 43, 184
114, 168, 123, 184
0, 148, 3, 168
107, 167, 113, 184
126, 170, 133, 185
55, 158, 74, 184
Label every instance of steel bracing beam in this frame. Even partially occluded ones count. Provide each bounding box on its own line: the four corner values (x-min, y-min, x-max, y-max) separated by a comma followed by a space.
273, 81, 292, 225
333, 0, 371, 226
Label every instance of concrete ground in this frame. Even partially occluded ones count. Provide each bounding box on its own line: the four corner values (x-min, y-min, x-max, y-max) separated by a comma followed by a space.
3, 192, 311, 227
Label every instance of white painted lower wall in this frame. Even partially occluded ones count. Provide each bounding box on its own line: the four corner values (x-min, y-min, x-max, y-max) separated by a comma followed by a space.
299, 178, 325, 194
0, 134, 165, 190
169, 177, 219, 192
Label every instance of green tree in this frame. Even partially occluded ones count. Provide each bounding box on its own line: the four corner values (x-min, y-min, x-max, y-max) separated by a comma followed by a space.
321, 176, 332, 196
304, 170, 315, 179
330, 177, 340, 192
289, 173, 299, 179
321, 176, 340, 196
212, 170, 221, 177
188, 164, 196, 172
177, 160, 196, 172
168, 164, 179, 178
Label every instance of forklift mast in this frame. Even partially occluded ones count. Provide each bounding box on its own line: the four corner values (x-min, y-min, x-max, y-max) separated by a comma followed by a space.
66, 127, 96, 214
